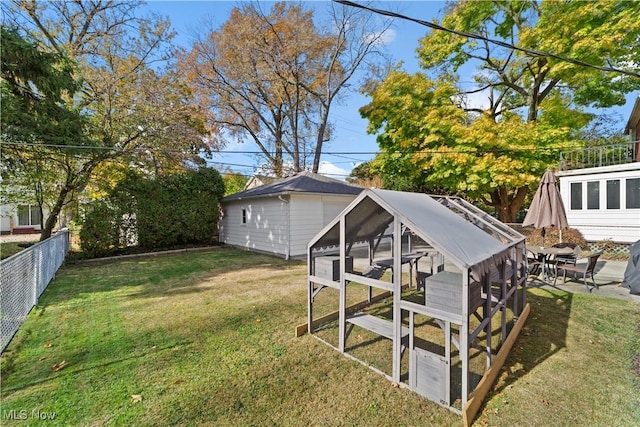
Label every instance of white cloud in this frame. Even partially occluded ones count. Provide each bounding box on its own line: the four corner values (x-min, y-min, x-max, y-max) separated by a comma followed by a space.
364, 28, 396, 47
318, 161, 351, 180
463, 90, 492, 111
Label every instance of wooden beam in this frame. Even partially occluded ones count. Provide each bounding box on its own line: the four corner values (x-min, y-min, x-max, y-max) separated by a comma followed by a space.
308, 275, 341, 289
344, 272, 394, 292
294, 289, 399, 337
462, 303, 531, 427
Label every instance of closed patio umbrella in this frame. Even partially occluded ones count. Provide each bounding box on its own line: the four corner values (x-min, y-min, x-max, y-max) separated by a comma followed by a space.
523, 170, 568, 246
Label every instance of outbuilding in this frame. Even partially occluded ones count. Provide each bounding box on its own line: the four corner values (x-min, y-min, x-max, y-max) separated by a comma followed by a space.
219, 171, 362, 259
305, 188, 528, 424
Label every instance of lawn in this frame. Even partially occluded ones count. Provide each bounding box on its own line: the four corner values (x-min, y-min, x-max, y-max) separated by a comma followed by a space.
1, 248, 639, 426
0, 241, 39, 260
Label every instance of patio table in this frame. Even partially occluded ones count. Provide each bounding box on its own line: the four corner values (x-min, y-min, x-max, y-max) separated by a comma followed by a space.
527, 245, 575, 284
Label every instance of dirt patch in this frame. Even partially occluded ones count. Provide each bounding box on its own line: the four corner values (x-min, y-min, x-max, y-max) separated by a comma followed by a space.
633, 355, 640, 379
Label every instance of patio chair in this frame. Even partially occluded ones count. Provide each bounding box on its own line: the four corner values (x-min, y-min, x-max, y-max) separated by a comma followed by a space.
548, 243, 581, 278
527, 250, 544, 276
553, 251, 602, 292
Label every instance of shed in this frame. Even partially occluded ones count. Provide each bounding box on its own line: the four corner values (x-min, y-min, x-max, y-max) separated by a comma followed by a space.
219, 171, 363, 259
305, 189, 528, 423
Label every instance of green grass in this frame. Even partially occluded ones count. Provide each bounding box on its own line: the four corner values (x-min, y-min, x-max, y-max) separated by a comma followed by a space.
1, 248, 639, 426
0, 241, 38, 260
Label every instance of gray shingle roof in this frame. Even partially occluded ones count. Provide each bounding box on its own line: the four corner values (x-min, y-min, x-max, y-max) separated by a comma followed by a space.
222, 171, 363, 201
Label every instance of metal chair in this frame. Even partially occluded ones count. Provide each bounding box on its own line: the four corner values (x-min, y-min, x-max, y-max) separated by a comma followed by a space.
553, 252, 602, 292
549, 243, 580, 279
527, 250, 544, 276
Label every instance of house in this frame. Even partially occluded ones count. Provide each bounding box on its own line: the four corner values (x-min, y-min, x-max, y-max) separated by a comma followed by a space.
626, 95, 640, 162
557, 96, 640, 245
219, 171, 363, 259
305, 188, 528, 420
0, 203, 43, 235
243, 174, 276, 190
0, 184, 45, 235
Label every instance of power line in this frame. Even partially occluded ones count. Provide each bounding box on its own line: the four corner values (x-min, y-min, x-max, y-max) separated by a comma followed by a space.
2, 140, 581, 155
334, 0, 640, 79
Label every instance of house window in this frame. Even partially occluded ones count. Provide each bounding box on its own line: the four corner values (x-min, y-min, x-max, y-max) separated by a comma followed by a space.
17, 205, 41, 226
627, 178, 640, 209
587, 181, 599, 210
241, 208, 247, 224
606, 180, 620, 209
570, 182, 582, 210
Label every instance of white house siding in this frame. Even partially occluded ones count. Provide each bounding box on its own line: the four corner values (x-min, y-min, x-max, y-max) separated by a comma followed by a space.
0, 206, 12, 233
289, 194, 356, 257
219, 197, 290, 257
558, 163, 640, 243
1, 203, 46, 234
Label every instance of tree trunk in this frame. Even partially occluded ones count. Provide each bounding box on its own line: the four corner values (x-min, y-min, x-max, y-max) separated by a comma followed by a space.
490, 186, 529, 223
312, 106, 330, 173
274, 142, 283, 177
40, 186, 70, 241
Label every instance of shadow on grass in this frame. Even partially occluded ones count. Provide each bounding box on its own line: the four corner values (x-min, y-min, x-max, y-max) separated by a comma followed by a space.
483, 286, 572, 400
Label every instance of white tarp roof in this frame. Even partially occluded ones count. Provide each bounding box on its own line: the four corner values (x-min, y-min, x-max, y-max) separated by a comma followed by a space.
310, 188, 518, 279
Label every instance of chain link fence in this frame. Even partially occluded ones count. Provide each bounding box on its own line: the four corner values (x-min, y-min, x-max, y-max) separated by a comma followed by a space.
1, 230, 69, 352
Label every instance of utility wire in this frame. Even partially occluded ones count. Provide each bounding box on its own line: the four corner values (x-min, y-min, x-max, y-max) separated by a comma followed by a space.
334, 0, 640, 79
1, 140, 583, 154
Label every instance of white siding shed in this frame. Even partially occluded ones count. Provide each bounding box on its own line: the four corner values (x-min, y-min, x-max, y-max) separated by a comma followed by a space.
220, 172, 362, 258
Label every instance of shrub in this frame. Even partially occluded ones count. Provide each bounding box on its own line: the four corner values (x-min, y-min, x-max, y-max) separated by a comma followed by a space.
79, 200, 121, 258
80, 167, 225, 257
524, 226, 587, 248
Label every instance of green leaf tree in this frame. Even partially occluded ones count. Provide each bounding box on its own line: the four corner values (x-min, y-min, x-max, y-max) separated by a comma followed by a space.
221, 170, 248, 197
361, 0, 639, 221
1, 26, 88, 237
3, 1, 212, 239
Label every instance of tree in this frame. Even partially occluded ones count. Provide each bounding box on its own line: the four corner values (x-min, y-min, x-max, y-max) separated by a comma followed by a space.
3, 0, 212, 239
222, 170, 248, 197
418, 1, 640, 122
361, 0, 639, 221
1, 26, 88, 236
181, 1, 390, 176
306, 1, 392, 173
345, 160, 383, 188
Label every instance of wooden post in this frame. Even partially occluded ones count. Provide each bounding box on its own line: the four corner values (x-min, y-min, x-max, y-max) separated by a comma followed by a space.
338, 217, 346, 352
392, 217, 402, 382
461, 270, 470, 406
368, 238, 373, 303
484, 274, 492, 370
445, 319, 451, 406
512, 246, 520, 320
307, 247, 313, 335
521, 244, 528, 310
500, 261, 507, 344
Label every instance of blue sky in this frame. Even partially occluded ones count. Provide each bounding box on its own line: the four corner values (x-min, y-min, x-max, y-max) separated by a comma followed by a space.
141, 0, 637, 179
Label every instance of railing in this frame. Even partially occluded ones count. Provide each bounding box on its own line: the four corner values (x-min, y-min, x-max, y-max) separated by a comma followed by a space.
0, 230, 69, 352
559, 142, 637, 171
